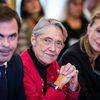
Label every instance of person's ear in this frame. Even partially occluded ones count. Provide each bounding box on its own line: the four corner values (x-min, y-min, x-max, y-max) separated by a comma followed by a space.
31, 34, 36, 46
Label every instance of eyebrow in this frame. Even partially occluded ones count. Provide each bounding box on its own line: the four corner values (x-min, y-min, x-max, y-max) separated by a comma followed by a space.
0, 33, 4, 37
9, 33, 17, 37
0, 32, 17, 37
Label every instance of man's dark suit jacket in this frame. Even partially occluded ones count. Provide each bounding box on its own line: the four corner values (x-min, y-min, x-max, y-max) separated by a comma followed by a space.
5, 54, 25, 100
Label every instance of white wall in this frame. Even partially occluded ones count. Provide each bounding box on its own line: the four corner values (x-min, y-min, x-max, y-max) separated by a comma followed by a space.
16, 0, 21, 17
16, 0, 66, 21
45, 0, 66, 21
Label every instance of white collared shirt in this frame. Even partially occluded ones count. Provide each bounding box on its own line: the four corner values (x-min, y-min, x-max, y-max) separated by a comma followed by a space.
0, 62, 7, 68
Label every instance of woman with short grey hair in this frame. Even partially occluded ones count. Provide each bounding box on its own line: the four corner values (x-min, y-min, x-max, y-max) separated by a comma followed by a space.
32, 18, 67, 41
21, 17, 80, 100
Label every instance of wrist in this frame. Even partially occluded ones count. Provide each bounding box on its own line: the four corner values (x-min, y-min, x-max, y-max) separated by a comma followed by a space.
68, 82, 78, 91
48, 81, 61, 90
54, 75, 65, 89
54, 81, 64, 89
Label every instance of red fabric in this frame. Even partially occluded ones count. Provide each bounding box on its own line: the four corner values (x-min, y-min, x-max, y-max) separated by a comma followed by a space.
21, 50, 80, 100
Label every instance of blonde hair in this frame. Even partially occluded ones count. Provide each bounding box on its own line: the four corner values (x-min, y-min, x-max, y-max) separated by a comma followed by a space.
80, 13, 100, 59
32, 17, 68, 42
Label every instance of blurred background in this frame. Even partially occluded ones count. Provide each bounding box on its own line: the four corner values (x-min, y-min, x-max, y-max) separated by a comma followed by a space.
1, 0, 100, 55
1, 0, 99, 21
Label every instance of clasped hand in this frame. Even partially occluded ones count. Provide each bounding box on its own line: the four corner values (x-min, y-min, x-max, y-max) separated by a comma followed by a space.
55, 63, 79, 91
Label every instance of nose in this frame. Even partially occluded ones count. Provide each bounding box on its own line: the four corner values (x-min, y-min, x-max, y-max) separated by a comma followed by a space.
2, 38, 9, 47
49, 42, 56, 51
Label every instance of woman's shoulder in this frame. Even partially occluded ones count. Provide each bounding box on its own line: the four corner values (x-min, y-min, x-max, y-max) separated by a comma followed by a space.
64, 41, 81, 55
59, 41, 88, 65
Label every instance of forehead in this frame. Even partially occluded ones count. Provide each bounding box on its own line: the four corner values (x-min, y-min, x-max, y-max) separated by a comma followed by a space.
39, 25, 64, 40
0, 19, 18, 36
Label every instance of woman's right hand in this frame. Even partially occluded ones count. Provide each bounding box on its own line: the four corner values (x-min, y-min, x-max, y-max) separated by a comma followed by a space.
54, 63, 78, 89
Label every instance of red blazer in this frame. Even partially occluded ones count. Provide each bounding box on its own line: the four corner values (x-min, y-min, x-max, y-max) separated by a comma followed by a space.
21, 50, 80, 100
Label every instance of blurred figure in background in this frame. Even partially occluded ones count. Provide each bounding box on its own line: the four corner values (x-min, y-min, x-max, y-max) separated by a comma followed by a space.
84, 0, 100, 21
17, 0, 44, 54
0, 0, 7, 6
58, 0, 88, 60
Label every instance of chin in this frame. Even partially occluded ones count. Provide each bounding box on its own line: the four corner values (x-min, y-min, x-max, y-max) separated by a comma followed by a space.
47, 60, 55, 64
40, 56, 56, 65
42, 60, 54, 65
4, 55, 13, 62
4, 58, 11, 63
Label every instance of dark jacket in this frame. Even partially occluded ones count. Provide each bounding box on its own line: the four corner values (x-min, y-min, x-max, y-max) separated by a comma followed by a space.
6, 54, 25, 100
59, 41, 100, 100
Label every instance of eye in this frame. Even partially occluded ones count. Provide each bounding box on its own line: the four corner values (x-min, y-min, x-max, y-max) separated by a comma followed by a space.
0, 34, 4, 40
56, 41, 62, 45
43, 38, 52, 44
96, 29, 100, 33
56, 41, 63, 47
9, 33, 17, 40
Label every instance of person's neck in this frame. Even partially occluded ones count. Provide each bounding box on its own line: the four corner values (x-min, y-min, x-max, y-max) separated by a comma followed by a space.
66, 15, 81, 29
67, 15, 80, 21
92, 51, 99, 61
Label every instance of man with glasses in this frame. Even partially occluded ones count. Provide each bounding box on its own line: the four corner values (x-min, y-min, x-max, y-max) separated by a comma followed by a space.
21, 18, 80, 100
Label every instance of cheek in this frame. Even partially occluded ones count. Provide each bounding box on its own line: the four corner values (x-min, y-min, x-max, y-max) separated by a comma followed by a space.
88, 34, 96, 46
37, 42, 47, 52
25, 4, 33, 12
10, 40, 18, 49
56, 49, 62, 56
35, 43, 47, 56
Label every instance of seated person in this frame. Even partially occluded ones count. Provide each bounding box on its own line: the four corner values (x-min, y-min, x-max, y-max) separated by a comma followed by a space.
0, 6, 25, 100
59, 13, 100, 100
21, 18, 80, 100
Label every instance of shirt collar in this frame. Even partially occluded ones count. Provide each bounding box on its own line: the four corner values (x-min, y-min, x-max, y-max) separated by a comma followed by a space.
0, 62, 7, 68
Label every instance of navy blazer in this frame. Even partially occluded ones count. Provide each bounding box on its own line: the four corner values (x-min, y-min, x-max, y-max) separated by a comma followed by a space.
6, 54, 25, 100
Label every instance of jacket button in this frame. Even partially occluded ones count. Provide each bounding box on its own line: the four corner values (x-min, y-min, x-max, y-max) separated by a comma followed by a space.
51, 76, 54, 79
42, 89, 43, 92
41, 95, 43, 98
42, 83, 44, 86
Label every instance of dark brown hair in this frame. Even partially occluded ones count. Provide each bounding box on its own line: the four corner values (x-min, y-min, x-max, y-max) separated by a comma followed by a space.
0, 6, 21, 33
20, 0, 44, 19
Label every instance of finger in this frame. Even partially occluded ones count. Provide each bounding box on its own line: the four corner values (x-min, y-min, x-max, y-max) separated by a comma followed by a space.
62, 65, 76, 76
69, 70, 79, 84
60, 63, 72, 74
59, 65, 65, 74
66, 70, 78, 79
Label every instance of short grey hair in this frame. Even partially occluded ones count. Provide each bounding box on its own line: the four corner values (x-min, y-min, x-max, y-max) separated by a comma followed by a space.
32, 17, 68, 41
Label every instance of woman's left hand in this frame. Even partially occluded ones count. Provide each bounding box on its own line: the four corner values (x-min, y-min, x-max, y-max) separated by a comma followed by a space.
59, 63, 79, 91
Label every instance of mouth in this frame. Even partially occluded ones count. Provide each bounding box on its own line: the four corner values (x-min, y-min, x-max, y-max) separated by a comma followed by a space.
0, 51, 11, 56
46, 53, 56, 58
95, 42, 100, 47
